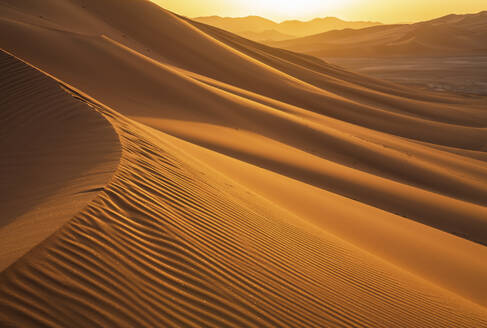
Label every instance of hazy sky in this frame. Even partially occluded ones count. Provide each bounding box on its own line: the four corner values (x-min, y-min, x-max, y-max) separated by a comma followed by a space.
152, 0, 486, 23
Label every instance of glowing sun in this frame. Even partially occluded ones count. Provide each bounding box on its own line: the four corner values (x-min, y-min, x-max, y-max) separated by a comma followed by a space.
241, 0, 353, 21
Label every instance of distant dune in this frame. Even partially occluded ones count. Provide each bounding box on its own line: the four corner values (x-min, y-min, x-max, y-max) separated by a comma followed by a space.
193, 15, 382, 41
238, 29, 294, 42
1, 0, 487, 327
268, 11, 487, 57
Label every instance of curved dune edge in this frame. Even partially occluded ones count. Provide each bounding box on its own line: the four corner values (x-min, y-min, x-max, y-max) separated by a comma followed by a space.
0, 50, 121, 272
1, 67, 486, 327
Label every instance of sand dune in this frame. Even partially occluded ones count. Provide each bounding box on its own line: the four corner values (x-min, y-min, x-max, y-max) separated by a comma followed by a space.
269, 11, 487, 57
1, 0, 487, 326
237, 29, 294, 42
1, 58, 486, 327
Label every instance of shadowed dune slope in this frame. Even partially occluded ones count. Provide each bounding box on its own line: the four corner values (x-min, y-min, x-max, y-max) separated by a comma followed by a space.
0, 0, 487, 326
0, 51, 120, 271
1, 59, 487, 327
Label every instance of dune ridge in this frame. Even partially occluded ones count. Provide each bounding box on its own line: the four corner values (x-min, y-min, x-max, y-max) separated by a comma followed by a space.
0, 0, 487, 326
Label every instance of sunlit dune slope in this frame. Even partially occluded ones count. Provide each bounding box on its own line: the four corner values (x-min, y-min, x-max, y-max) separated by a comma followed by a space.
0, 51, 120, 271
1, 53, 487, 327
0, 0, 487, 326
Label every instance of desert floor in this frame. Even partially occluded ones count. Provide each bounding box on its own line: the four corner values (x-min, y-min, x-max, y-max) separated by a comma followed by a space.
328, 56, 487, 96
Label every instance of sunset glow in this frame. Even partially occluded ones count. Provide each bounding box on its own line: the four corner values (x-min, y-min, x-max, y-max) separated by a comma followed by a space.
241, 0, 354, 21
154, 0, 487, 23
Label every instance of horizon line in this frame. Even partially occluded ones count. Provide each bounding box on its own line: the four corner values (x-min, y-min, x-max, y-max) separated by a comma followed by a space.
189, 9, 487, 25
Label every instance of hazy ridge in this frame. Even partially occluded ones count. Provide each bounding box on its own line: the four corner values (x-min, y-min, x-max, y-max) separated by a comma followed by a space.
268, 11, 487, 57
193, 15, 382, 41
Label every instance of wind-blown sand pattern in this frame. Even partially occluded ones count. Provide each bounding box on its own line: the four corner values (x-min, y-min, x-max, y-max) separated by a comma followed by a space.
0, 0, 487, 327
